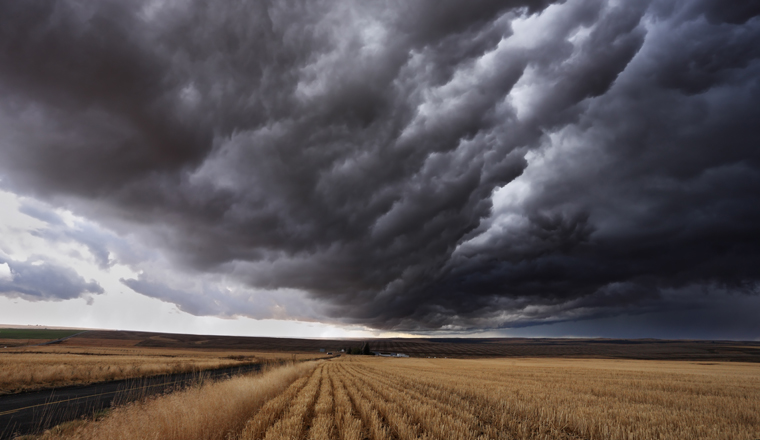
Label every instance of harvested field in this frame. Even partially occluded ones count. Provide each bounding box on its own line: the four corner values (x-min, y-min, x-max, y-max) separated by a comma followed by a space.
28, 356, 760, 440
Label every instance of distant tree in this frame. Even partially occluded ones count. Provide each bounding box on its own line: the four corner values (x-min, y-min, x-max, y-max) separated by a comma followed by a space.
346, 345, 369, 355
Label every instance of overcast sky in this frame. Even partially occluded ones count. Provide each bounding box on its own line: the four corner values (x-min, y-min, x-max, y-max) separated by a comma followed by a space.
1, 0, 759, 340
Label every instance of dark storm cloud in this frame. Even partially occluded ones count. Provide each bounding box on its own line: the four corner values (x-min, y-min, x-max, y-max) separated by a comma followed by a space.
0, 257, 104, 302
0, 1, 212, 196
1, 0, 759, 334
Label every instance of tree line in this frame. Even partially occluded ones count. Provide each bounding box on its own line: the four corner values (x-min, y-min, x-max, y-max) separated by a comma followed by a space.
343, 342, 372, 355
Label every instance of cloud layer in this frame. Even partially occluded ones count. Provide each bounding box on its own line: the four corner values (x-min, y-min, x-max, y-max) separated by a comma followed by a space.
0, 258, 103, 302
1, 0, 759, 333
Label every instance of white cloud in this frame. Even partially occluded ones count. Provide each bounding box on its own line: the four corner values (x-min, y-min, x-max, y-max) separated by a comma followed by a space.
0, 263, 11, 280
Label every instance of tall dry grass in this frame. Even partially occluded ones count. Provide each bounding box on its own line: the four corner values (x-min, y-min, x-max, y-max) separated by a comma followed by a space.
0, 353, 260, 394
34, 361, 317, 440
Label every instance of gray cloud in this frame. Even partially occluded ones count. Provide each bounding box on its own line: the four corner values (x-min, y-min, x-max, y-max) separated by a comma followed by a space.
120, 272, 324, 322
1, 0, 759, 336
0, 257, 104, 302
19, 199, 119, 269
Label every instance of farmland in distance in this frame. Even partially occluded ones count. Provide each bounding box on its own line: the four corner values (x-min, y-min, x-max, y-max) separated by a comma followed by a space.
32, 329, 760, 362
3, 328, 759, 397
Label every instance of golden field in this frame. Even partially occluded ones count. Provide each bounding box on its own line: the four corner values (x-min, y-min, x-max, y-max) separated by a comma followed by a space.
0, 345, 319, 394
26, 356, 760, 440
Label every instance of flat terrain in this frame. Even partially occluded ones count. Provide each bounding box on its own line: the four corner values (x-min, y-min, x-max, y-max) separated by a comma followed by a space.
0, 329, 327, 395
0, 330, 82, 341
0, 351, 265, 395
0, 329, 85, 349
53, 329, 760, 362
26, 356, 760, 440
3, 329, 760, 439
0, 363, 264, 439
2, 328, 759, 395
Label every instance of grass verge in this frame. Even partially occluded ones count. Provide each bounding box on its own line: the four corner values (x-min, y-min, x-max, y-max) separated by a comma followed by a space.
29, 361, 318, 440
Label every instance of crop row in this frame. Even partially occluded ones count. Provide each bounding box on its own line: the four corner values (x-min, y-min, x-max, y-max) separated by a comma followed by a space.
31, 357, 760, 440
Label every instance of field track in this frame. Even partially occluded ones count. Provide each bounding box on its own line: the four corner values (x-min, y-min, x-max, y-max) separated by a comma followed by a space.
0, 363, 263, 439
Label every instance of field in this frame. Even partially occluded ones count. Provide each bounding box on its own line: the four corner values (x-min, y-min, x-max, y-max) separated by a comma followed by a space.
0, 351, 260, 395
0, 329, 84, 348
2, 328, 759, 397
26, 356, 760, 440
25, 329, 760, 362
0, 329, 82, 341
0, 333, 324, 394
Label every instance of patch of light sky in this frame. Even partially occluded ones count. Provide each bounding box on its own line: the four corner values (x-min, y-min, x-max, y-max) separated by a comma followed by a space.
0, 188, 404, 338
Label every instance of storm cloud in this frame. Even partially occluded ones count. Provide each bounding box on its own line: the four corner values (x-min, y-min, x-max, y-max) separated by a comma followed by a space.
0, 258, 103, 302
0, 0, 759, 333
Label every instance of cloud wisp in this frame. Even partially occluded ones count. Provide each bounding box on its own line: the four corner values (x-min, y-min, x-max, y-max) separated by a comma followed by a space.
0, 0, 759, 335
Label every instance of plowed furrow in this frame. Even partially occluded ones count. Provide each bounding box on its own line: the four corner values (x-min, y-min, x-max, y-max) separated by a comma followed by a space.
240, 365, 317, 440
261, 364, 323, 440
331, 365, 365, 440
334, 365, 392, 440
346, 365, 491, 440
308, 364, 336, 440
338, 365, 421, 440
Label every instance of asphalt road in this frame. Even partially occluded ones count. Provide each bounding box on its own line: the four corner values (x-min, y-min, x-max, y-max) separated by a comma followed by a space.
0, 363, 263, 439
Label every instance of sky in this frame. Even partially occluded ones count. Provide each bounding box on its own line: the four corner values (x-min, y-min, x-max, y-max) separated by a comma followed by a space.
1, 0, 759, 340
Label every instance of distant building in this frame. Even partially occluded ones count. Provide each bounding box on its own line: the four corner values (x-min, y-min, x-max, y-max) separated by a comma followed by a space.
372, 351, 409, 358
319, 348, 325, 353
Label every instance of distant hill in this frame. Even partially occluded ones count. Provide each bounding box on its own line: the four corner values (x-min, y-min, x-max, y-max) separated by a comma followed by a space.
56, 330, 760, 362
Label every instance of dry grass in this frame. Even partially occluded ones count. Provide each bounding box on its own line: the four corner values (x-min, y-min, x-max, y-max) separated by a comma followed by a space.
5, 342, 328, 360
25, 356, 760, 440
31, 361, 317, 440
0, 340, 324, 394
0, 339, 52, 348
0, 349, 273, 394
307, 365, 335, 440
0, 353, 250, 394
332, 357, 760, 440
